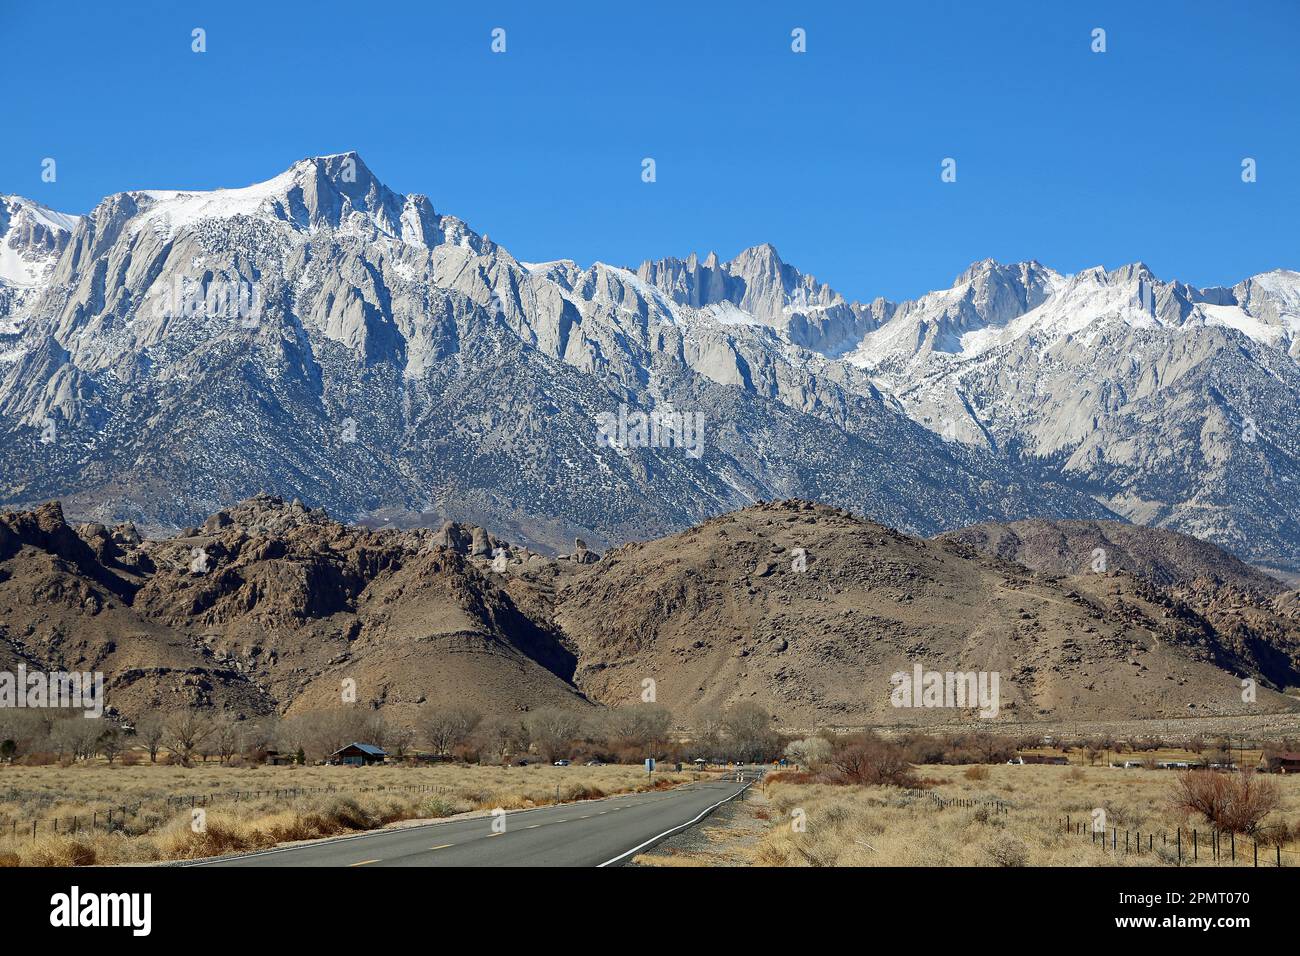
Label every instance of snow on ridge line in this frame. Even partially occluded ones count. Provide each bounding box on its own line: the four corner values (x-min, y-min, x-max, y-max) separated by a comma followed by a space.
1, 196, 82, 234
130, 165, 308, 233
592, 261, 682, 320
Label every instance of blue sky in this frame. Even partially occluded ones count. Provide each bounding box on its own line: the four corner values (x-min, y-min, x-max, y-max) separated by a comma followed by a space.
4, 0, 1297, 302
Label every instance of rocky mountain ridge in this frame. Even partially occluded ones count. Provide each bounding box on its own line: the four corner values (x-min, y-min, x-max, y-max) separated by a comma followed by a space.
2, 496, 1296, 728
0, 153, 1115, 557
1, 153, 1297, 576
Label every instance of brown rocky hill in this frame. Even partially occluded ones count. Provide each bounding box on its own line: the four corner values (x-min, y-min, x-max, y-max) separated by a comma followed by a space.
2, 497, 1297, 729
936, 518, 1300, 696
0, 497, 586, 725
935, 518, 1288, 596
551, 502, 1300, 726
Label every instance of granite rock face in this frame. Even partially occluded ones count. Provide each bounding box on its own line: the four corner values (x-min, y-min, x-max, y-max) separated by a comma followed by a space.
0, 154, 1111, 556
1, 154, 1296, 577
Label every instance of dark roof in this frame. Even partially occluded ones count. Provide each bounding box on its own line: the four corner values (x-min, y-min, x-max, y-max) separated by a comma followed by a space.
331, 742, 387, 757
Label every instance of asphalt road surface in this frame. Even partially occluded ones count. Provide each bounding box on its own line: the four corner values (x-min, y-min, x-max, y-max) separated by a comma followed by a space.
191, 773, 758, 868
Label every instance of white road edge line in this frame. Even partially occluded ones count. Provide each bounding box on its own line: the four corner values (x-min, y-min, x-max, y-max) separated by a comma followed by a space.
183, 785, 650, 868
181, 782, 701, 867
596, 781, 753, 868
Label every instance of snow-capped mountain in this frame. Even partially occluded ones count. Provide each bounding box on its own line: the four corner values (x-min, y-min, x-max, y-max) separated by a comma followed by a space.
0, 153, 1294, 575
0, 195, 80, 336
837, 260, 1300, 577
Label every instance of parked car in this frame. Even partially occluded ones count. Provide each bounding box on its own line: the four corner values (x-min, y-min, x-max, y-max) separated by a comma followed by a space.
584, 760, 604, 766
553, 759, 571, 766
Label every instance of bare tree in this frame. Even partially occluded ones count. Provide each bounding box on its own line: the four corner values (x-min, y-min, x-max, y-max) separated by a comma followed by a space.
386, 725, 415, 759
970, 734, 1014, 764
420, 705, 482, 756
524, 708, 582, 762
134, 713, 166, 763
237, 716, 279, 760
603, 704, 672, 751
721, 702, 776, 762
831, 735, 918, 787
49, 716, 102, 760
211, 714, 242, 763
475, 717, 526, 762
784, 737, 832, 770
97, 725, 125, 763
690, 708, 725, 759
0, 709, 52, 761
47, 718, 79, 761
164, 710, 214, 765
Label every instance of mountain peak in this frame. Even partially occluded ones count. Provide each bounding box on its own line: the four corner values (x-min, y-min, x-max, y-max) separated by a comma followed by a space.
112, 150, 430, 241
286, 151, 378, 190
953, 257, 1005, 285
730, 242, 783, 266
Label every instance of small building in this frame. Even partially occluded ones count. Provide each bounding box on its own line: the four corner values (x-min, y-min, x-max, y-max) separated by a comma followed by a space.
331, 742, 387, 766
1264, 752, 1300, 774
263, 749, 294, 766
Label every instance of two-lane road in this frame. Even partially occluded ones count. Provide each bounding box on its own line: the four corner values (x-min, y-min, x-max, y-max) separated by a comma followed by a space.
190, 774, 757, 868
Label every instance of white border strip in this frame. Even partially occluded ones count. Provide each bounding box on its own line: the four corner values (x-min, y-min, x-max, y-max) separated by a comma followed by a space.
596, 780, 753, 868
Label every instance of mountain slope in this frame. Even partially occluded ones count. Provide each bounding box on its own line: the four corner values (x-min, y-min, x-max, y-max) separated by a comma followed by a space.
0, 195, 79, 338
4, 498, 1297, 729
0, 153, 1115, 553
0, 497, 588, 724
843, 261, 1300, 575
935, 518, 1288, 595
937, 518, 1300, 695
553, 501, 1300, 726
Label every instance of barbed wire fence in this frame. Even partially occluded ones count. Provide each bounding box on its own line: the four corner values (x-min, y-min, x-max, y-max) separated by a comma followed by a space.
1059, 814, 1296, 867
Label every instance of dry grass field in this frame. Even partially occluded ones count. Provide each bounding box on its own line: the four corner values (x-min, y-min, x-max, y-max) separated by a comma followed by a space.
0, 762, 689, 866
639, 764, 1300, 867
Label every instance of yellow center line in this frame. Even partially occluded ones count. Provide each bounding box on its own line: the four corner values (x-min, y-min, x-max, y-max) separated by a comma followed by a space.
349, 859, 381, 867
489, 832, 505, 837
429, 843, 454, 850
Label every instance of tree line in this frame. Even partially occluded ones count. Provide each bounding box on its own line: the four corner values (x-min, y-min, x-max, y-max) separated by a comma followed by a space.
0, 701, 784, 767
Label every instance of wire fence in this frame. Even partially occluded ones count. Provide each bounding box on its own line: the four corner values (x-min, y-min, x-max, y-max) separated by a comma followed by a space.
929, 793, 1010, 815
1, 782, 455, 842
1059, 814, 1298, 867
928, 795, 1295, 868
